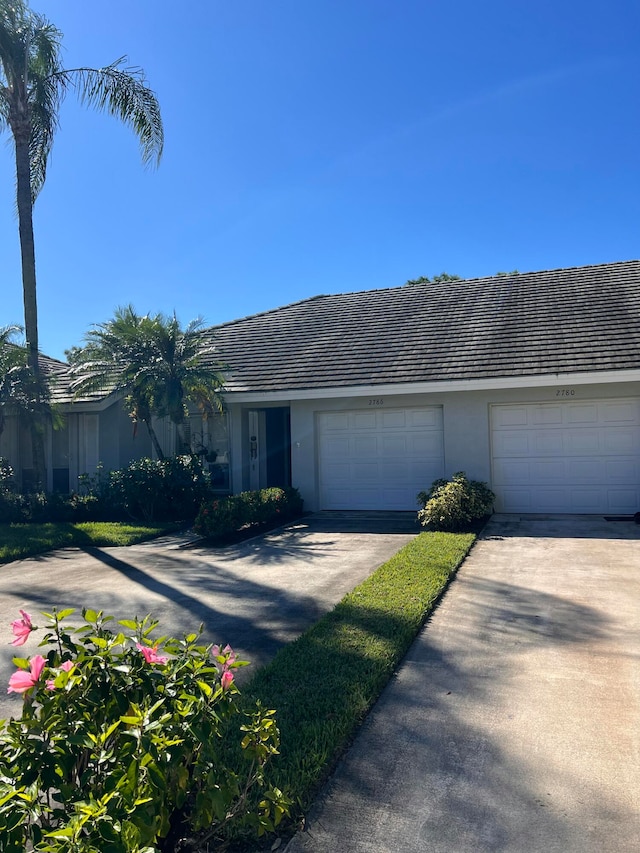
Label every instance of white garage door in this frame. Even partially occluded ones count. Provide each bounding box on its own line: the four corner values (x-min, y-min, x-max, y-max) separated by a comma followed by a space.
318, 407, 444, 510
491, 399, 640, 513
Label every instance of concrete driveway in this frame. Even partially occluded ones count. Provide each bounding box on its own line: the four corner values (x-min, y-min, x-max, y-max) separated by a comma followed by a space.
287, 514, 640, 853
0, 512, 418, 720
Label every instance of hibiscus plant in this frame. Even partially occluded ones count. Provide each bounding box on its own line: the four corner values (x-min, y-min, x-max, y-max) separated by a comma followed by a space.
0, 608, 289, 852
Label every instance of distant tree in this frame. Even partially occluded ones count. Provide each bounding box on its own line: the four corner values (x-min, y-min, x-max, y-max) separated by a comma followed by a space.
0, 0, 163, 487
432, 272, 462, 282
0, 325, 58, 480
404, 275, 432, 286
69, 307, 226, 459
404, 272, 461, 286
495, 269, 520, 277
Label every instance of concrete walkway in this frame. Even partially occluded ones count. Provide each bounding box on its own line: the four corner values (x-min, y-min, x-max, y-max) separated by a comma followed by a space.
0, 512, 418, 721
286, 515, 640, 853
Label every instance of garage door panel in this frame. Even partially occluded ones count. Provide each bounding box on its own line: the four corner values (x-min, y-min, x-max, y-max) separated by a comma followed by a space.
603, 429, 638, 453
492, 399, 640, 513
568, 431, 599, 453
380, 410, 408, 428
381, 434, 409, 454
494, 406, 529, 427
567, 459, 604, 481
568, 404, 599, 424
351, 462, 380, 480
608, 489, 639, 512
407, 408, 441, 428
493, 459, 530, 482
492, 432, 530, 455
353, 435, 378, 456
319, 406, 444, 510
352, 412, 378, 430
606, 459, 639, 482
569, 489, 602, 511
324, 436, 350, 457
531, 406, 564, 426
533, 432, 564, 453
603, 402, 638, 423
380, 461, 409, 478
530, 460, 567, 482
322, 413, 350, 431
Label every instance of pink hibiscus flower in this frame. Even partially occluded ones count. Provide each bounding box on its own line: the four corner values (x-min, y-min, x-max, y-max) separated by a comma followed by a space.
10, 610, 33, 647
221, 669, 234, 690
46, 660, 76, 691
136, 643, 169, 665
8, 655, 46, 695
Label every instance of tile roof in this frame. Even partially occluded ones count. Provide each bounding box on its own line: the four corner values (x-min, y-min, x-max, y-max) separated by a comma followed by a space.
202, 260, 640, 393
40, 260, 640, 403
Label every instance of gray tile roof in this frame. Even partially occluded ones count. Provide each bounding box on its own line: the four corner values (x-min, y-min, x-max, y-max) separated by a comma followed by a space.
41, 260, 640, 403
203, 260, 640, 393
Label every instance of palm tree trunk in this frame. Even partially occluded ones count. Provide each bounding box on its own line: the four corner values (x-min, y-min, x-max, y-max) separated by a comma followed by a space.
15, 133, 47, 490
143, 419, 165, 460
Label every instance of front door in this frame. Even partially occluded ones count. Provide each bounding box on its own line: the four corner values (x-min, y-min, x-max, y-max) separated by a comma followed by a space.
248, 408, 291, 491
248, 410, 265, 491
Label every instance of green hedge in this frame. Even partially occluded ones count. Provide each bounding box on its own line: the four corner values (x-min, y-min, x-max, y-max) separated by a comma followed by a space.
0, 456, 213, 524
194, 487, 304, 539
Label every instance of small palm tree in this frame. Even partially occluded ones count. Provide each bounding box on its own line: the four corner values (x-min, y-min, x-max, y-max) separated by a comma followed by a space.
0, 0, 163, 486
69, 307, 225, 460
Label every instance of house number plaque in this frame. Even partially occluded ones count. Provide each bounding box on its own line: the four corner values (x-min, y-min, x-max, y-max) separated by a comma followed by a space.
368, 399, 384, 406
555, 389, 576, 397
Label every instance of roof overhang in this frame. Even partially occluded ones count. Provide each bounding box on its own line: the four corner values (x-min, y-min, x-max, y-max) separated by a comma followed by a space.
223, 368, 640, 404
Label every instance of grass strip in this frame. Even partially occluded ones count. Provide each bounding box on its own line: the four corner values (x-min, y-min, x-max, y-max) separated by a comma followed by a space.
0, 521, 182, 564
243, 530, 476, 822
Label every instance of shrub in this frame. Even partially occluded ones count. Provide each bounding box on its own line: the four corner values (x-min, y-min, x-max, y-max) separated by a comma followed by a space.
0, 608, 289, 852
195, 487, 304, 539
0, 457, 16, 491
0, 489, 48, 523
417, 471, 494, 531
107, 455, 213, 522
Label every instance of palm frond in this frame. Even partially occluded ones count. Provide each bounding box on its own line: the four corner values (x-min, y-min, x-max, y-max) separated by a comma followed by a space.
64, 58, 163, 166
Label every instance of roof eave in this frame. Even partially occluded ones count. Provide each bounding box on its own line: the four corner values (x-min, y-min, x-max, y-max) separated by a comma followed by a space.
223, 367, 640, 404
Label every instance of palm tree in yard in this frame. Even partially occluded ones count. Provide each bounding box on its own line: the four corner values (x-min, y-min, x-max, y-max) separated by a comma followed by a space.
0, 325, 24, 442
0, 0, 163, 487
0, 324, 57, 468
69, 307, 226, 460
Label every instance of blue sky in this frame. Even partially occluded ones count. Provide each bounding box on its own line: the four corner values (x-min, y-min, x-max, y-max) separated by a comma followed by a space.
2, 0, 639, 360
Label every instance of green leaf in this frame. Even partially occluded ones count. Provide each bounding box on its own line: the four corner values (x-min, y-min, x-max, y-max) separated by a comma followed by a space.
196, 679, 212, 697
56, 608, 76, 620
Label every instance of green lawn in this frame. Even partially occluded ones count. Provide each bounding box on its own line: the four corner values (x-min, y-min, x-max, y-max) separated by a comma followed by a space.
238, 530, 476, 838
0, 521, 183, 564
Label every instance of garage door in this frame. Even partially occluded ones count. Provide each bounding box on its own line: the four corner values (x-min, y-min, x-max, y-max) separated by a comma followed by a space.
491, 399, 640, 513
318, 407, 444, 510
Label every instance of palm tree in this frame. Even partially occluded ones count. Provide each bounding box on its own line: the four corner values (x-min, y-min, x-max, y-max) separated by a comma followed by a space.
0, 325, 24, 442
0, 325, 58, 487
69, 307, 226, 460
0, 0, 163, 487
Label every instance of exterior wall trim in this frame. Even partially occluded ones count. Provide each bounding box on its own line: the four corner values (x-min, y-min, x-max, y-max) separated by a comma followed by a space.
223, 368, 640, 404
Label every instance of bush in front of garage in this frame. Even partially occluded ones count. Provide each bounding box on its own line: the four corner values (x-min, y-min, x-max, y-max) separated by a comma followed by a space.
417, 471, 495, 531
194, 487, 304, 540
